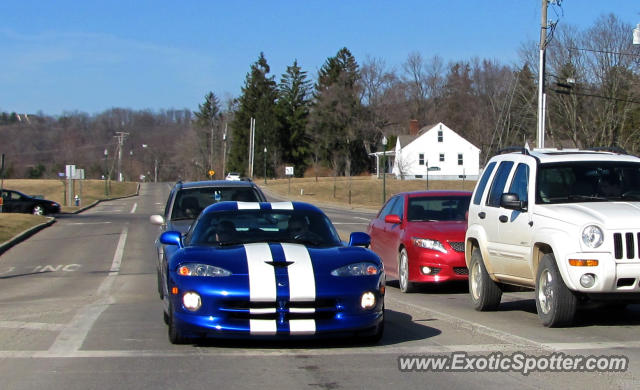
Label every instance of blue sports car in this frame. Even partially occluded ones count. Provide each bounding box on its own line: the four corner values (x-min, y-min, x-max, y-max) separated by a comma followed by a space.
158, 201, 385, 344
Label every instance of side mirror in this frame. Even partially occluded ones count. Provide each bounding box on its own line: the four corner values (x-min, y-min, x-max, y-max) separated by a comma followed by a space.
160, 231, 183, 248
150, 214, 165, 226
348, 232, 371, 247
384, 214, 401, 224
500, 193, 527, 211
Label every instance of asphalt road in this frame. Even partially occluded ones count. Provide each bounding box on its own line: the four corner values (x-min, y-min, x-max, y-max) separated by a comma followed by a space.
0, 182, 638, 389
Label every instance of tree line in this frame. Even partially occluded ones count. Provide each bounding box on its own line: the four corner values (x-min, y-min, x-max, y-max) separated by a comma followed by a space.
1, 14, 638, 181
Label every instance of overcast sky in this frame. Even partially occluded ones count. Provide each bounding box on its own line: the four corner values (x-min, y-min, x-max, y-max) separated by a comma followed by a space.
1, 0, 638, 116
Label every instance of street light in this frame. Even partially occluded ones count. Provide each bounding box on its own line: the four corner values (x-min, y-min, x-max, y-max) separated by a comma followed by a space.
103, 149, 109, 197
263, 146, 267, 185
382, 136, 387, 203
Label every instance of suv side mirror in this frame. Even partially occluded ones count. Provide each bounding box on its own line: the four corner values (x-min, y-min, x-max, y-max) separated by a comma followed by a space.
500, 193, 527, 211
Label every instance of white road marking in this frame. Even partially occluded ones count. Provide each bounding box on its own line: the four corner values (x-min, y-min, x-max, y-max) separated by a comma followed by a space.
0, 321, 65, 331
108, 226, 128, 276
47, 225, 128, 355
6, 340, 639, 359
130, 203, 137, 214
66, 222, 112, 225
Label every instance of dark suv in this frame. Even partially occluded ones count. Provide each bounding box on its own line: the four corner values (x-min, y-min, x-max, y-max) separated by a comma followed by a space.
150, 180, 267, 298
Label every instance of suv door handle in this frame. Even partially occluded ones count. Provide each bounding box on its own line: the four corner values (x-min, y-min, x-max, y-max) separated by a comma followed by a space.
499, 215, 508, 223
478, 212, 486, 219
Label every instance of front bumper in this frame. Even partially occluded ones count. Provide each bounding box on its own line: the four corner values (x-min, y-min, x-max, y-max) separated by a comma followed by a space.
168, 275, 385, 339
563, 252, 640, 294
408, 247, 468, 283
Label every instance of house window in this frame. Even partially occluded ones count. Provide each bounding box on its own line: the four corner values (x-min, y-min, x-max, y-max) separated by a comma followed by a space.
439, 153, 445, 162
415, 175, 423, 178
419, 153, 424, 165
437, 130, 443, 142
458, 153, 463, 166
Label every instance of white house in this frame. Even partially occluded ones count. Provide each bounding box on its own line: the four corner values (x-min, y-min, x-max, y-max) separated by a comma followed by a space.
391, 122, 480, 180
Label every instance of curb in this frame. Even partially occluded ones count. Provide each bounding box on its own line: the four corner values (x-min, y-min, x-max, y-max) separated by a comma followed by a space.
0, 184, 141, 256
0, 217, 56, 256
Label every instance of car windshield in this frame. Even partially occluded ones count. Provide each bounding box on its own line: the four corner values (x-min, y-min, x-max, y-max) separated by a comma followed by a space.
186, 209, 342, 248
407, 195, 471, 222
537, 161, 640, 204
171, 187, 262, 220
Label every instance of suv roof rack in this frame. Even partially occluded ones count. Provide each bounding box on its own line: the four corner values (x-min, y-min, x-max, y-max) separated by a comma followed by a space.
497, 147, 530, 156
586, 146, 628, 155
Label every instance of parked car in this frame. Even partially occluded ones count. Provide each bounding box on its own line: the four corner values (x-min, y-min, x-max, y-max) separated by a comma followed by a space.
150, 180, 268, 300
225, 172, 241, 181
158, 200, 385, 344
368, 191, 472, 292
465, 148, 640, 327
0, 189, 61, 215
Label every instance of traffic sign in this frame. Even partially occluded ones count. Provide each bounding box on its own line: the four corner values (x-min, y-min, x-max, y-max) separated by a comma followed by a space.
208, 170, 215, 178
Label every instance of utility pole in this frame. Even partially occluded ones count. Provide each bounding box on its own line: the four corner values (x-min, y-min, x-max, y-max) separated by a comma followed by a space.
222, 124, 227, 178
114, 132, 129, 182
536, 0, 548, 149
248, 118, 255, 178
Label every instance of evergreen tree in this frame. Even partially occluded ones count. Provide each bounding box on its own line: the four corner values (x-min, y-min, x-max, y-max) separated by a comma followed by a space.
277, 60, 312, 177
194, 92, 222, 176
228, 53, 279, 177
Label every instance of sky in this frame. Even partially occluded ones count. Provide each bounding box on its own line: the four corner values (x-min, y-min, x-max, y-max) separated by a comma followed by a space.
1, 0, 639, 116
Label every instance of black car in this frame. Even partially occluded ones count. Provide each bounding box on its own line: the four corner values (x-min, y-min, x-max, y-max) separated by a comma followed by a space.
149, 180, 268, 298
0, 189, 61, 215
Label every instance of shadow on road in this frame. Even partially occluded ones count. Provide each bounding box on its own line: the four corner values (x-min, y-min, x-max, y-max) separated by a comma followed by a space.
191, 309, 441, 349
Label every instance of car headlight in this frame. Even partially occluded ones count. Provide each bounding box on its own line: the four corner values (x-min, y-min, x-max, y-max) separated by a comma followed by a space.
177, 263, 231, 277
331, 262, 380, 276
412, 237, 447, 253
582, 225, 603, 249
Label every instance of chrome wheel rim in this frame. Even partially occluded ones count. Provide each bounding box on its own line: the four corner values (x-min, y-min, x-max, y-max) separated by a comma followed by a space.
33, 206, 43, 215
399, 251, 408, 291
538, 269, 553, 314
471, 261, 481, 300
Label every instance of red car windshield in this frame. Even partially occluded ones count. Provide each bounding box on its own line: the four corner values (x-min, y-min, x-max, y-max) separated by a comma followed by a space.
407, 196, 471, 222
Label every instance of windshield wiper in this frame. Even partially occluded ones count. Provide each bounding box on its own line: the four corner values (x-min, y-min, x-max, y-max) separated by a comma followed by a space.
567, 195, 607, 201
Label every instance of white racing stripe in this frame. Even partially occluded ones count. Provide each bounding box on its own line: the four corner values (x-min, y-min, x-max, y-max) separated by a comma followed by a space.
289, 319, 316, 335
245, 243, 277, 335
270, 202, 293, 210
249, 308, 276, 315
281, 244, 316, 302
281, 243, 316, 335
249, 319, 277, 335
237, 201, 260, 210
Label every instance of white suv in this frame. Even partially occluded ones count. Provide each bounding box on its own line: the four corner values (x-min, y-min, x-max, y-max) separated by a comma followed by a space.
465, 148, 640, 327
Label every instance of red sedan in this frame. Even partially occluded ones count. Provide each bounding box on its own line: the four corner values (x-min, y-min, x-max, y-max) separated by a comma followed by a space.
367, 191, 471, 292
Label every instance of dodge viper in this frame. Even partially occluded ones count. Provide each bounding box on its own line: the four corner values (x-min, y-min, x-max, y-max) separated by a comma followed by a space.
158, 201, 385, 344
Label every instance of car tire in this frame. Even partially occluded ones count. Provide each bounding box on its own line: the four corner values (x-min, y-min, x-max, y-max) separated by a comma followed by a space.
469, 247, 502, 311
32, 205, 44, 215
398, 248, 416, 293
535, 253, 577, 327
168, 303, 188, 344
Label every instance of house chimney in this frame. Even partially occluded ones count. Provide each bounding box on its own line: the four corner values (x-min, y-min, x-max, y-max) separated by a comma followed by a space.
409, 119, 419, 136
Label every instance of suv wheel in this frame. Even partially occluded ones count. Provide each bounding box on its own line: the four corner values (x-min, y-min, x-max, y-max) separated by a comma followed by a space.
535, 253, 577, 327
398, 248, 416, 293
469, 248, 502, 310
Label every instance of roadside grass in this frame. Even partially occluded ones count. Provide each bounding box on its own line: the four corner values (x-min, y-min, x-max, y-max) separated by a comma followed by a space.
0, 214, 49, 244
0, 179, 139, 245
262, 175, 476, 211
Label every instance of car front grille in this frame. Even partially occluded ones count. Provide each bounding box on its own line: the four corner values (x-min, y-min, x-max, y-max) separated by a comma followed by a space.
613, 232, 640, 260
221, 299, 338, 320
448, 241, 465, 253
453, 267, 469, 275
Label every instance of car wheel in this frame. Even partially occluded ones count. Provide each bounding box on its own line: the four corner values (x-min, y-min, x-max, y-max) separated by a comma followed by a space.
32, 205, 44, 215
535, 253, 577, 327
398, 248, 416, 293
469, 247, 502, 311
163, 309, 170, 325
168, 303, 188, 344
